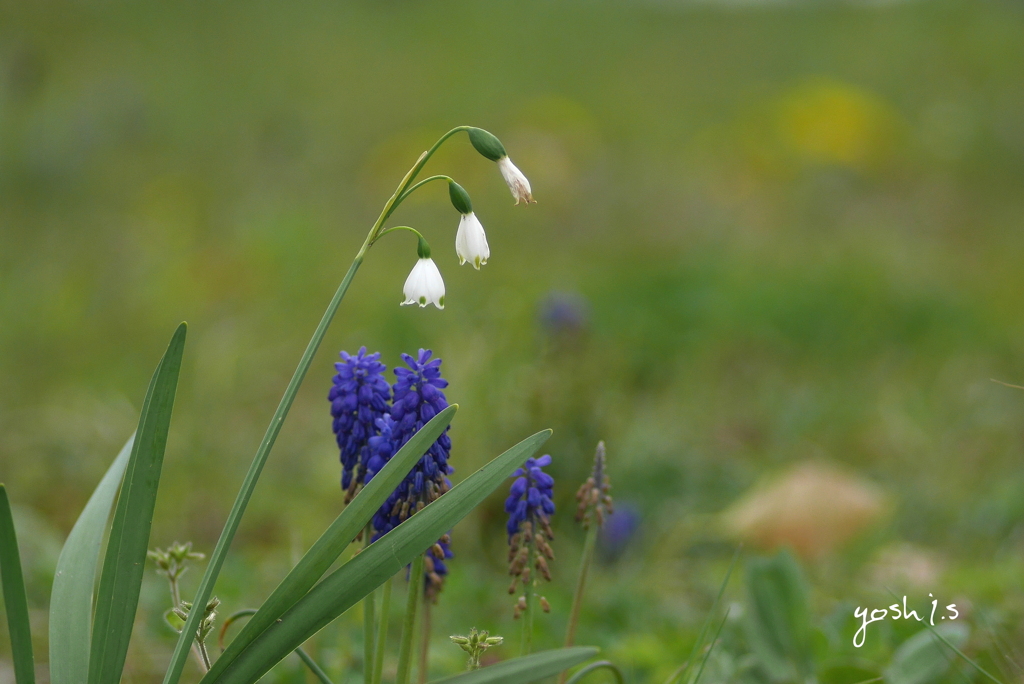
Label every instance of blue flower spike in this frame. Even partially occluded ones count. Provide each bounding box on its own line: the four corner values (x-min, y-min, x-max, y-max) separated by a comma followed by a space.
364, 349, 455, 599
328, 347, 391, 502
505, 454, 556, 617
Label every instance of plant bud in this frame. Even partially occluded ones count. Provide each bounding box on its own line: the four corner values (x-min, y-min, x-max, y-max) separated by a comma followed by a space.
448, 181, 473, 215
468, 127, 507, 162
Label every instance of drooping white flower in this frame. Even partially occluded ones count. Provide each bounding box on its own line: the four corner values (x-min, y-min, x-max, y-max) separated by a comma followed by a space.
497, 156, 534, 205
402, 258, 445, 309
455, 212, 490, 269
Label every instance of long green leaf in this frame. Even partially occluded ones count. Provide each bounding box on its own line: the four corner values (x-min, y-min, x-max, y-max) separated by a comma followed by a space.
212, 429, 551, 684
205, 405, 458, 681
49, 435, 134, 684
0, 485, 35, 684
88, 323, 187, 684
429, 648, 599, 684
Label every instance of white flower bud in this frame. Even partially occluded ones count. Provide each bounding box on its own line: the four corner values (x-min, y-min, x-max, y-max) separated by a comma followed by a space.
402, 257, 445, 309
455, 212, 490, 269
497, 156, 534, 205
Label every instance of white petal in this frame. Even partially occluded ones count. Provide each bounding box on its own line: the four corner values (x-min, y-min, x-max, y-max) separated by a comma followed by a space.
403, 258, 429, 307
455, 212, 490, 269
498, 156, 534, 205
421, 257, 446, 309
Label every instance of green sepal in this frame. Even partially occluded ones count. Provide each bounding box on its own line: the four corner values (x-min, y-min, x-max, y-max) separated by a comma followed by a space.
448, 181, 473, 215
417, 236, 432, 259
468, 128, 506, 162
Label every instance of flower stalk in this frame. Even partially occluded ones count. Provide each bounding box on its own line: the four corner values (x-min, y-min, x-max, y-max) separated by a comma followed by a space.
362, 525, 376, 684
395, 555, 425, 684
372, 577, 392, 684
559, 441, 613, 684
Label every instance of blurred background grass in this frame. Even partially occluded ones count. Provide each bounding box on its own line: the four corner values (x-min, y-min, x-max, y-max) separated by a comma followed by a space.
2, 0, 1024, 681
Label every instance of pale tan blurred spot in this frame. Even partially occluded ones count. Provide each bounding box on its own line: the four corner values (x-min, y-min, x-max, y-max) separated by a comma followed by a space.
867, 543, 944, 591
722, 461, 888, 559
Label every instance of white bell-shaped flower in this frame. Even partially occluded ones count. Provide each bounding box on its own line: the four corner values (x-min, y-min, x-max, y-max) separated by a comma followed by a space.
455, 212, 490, 269
497, 156, 534, 205
402, 257, 445, 309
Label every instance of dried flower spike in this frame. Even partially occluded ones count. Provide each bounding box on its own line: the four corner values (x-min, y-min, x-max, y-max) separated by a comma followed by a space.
575, 441, 614, 529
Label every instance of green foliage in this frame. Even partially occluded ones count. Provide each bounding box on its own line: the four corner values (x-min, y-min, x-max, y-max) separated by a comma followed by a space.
0, 485, 35, 684
48, 437, 133, 684
744, 550, 814, 683
207, 405, 459, 680
428, 647, 598, 684
88, 323, 186, 684
884, 624, 969, 684
207, 429, 552, 684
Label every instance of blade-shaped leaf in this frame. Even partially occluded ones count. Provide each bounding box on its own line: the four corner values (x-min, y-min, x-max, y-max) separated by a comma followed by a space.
205, 404, 458, 681
49, 435, 134, 684
429, 648, 599, 684
0, 485, 35, 684
88, 323, 187, 684
211, 429, 551, 684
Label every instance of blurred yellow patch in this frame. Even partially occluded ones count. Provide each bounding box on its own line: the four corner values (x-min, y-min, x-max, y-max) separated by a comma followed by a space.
777, 79, 899, 170
722, 461, 888, 559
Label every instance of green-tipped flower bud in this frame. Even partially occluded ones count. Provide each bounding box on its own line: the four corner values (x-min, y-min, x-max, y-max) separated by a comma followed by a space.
417, 235, 431, 259
468, 127, 507, 162
448, 181, 473, 215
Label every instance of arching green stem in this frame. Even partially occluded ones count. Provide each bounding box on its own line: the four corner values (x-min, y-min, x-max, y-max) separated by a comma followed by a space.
565, 661, 626, 684
395, 175, 455, 206
375, 226, 427, 243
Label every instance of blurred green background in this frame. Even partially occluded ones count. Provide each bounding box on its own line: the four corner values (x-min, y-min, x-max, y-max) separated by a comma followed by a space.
2, 0, 1024, 681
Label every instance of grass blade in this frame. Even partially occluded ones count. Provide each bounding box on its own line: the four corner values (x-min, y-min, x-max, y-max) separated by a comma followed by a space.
88, 323, 187, 684
210, 429, 551, 684
0, 485, 35, 684
49, 436, 134, 684
205, 405, 458, 681
428, 648, 599, 684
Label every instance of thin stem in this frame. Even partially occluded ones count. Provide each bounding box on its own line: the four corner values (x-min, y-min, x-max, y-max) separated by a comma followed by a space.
521, 523, 536, 656
163, 125, 471, 684
380, 128, 470, 225
372, 577, 393, 684
558, 524, 598, 684
396, 555, 425, 684
417, 598, 431, 684
363, 525, 376, 684
296, 647, 337, 684
197, 641, 212, 671
395, 175, 454, 206
166, 574, 209, 673
219, 609, 336, 684
375, 226, 426, 242
163, 251, 365, 684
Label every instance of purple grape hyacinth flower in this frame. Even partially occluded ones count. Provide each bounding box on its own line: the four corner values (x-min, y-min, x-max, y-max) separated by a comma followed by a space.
506, 454, 555, 617
328, 347, 390, 502
505, 454, 555, 539
364, 350, 453, 531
